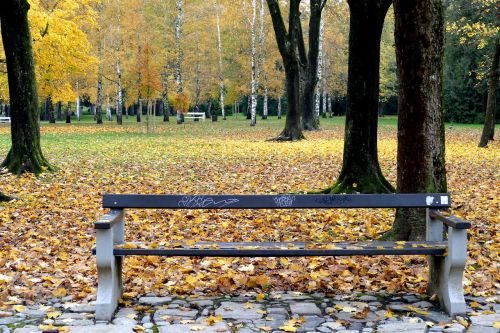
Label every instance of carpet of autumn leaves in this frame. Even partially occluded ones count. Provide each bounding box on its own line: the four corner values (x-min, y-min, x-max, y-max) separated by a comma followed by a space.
0, 119, 498, 306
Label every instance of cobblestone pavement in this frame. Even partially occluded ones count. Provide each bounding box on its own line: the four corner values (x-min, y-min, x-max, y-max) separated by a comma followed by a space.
1, 291, 498, 333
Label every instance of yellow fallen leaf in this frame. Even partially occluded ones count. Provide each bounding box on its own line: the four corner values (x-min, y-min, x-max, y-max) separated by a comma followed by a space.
279, 325, 297, 332
457, 317, 469, 328
13, 305, 25, 313
384, 309, 394, 318
405, 305, 429, 315
492, 322, 500, 328
189, 325, 206, 331
53, 288, 67, 297
256, 293, 266, 301
47, 311, 62, 319
258, 326, 272, 332
244, 302, 254, 309
206, 315, 222, 326
469, 301, 480, 308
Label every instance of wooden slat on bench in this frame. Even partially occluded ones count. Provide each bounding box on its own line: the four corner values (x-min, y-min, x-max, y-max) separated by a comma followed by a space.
92, 241, 447, 257
103, 193, 451, 209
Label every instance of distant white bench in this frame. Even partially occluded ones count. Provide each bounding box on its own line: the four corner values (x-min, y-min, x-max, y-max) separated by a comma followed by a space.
0, 117, 11, 123
184, 112, 206, 121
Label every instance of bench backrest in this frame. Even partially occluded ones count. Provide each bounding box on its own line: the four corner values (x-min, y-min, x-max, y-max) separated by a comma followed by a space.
103, 193, 451, 209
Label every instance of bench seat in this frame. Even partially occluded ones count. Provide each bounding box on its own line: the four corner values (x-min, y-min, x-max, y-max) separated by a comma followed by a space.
96, 241, 447, 256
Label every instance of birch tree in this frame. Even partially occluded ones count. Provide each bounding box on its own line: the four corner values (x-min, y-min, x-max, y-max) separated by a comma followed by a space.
115, 1, 124, 125
250, 0, 258, 126
76, 81, 81, 121
258, 0, 268, 120
175, 0, 184, 123
314, 17, 325, 122
215, 0, 226, 119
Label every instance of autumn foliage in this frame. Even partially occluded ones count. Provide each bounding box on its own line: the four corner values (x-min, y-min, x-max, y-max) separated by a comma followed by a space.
173, 92, 189, 115
0, 121, 498, 303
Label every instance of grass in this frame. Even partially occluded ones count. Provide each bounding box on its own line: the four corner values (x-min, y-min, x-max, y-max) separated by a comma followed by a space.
0, 117, 497, 303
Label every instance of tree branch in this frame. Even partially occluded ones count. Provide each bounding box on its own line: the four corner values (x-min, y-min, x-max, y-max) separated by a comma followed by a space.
102, 74, 119, 85
266, 0, 290, 58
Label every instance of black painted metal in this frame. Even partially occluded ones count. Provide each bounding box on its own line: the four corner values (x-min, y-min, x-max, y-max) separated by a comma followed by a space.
430, 211, 471, 229
102, 193, 451, 209
92, 241, 447, 256
111, 247, 446, 257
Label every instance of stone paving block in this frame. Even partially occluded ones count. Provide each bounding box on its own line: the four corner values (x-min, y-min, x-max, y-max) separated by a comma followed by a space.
377, 322, 428, 333
69, 304, 96, 313
215, 302, 264, 320
470, 313, 500, 327
68, 324, 136, 332
159, 321, 230, 333
154, 308, 198, 321
138, 296, 172, 306
290, 302, 322, 316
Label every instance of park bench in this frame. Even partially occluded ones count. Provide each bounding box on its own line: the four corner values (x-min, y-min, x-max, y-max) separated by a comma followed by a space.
93, 193, 470, 321
184, 112, 206, 121
0, 117, 11, 123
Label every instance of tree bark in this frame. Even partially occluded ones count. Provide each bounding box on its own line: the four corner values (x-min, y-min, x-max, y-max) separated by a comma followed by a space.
266, 0, 306, 140
66, 102, 71, 123
384, 0, 447, 241
478, 40, 499, 147
96, 39, 103, 124
116, 5, 123, 125
0, 0, 52, 174
76, 81, 81, 121
322, 0, 393, 193
301, 0, 324, 131
215, 0, 226, 120
175, 0, 184, 94
162, 71, 170, 122
250, 0, 258, 126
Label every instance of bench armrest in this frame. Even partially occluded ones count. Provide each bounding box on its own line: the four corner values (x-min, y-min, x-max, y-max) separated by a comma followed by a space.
94, 209, 124, 229
430, 211, 471, 229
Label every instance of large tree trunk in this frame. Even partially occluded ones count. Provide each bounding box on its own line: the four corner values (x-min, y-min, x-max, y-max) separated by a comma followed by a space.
385, 0, 447, 241
0, 0, 52, 174
322, 0, 393, 194
266, 0, 305, 140
479, 40, 499, 147
300, 1, 324, 131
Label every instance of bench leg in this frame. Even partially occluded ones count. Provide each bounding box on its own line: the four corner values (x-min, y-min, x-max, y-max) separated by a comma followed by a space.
95, 228, 123, 321
433, 227, 468, 316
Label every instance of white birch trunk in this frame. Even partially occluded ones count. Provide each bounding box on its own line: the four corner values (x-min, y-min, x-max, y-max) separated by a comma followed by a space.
215, 0, 225, 119
175, 0, 183, 94
322, 91, 327, 117
195, 62, 201, 111
328, 95, 332, 117
277, 96, 282, 119
106, 94, 112, 121
116, 2, 123, 124
250, 0, 257, 126
76, 81, 80, 121
314, 17, 324, 120
263, 75, 268, 119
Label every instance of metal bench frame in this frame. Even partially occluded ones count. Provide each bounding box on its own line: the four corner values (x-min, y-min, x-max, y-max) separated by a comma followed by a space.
94, 193, 470, 320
